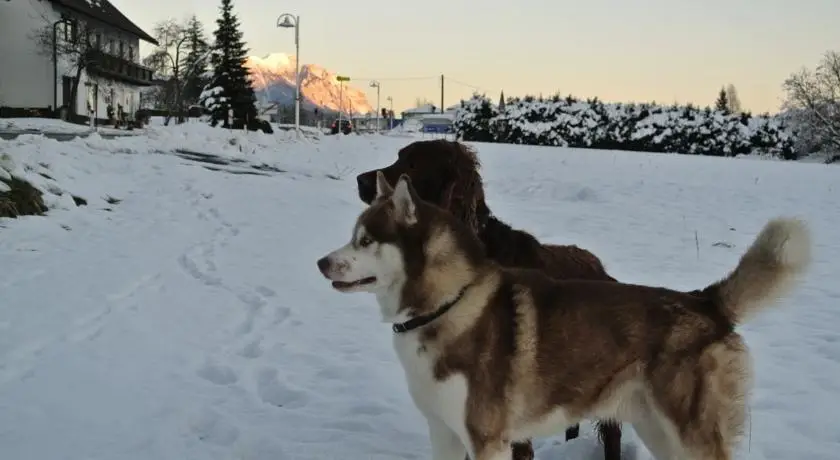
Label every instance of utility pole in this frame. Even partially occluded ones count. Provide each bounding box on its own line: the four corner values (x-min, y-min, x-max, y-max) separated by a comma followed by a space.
386, 96, 393, 130
440, 74, 444, 114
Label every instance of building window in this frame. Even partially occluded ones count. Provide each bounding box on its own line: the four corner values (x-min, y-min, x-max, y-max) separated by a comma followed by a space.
95, 33, 102, 49
119, 40, 124, 58
128, 45, 135, 62
109, 39, 116, 55
63, 20, 77, 43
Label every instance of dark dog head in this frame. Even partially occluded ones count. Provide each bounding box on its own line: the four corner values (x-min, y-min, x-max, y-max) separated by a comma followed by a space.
356, 139, 489, 232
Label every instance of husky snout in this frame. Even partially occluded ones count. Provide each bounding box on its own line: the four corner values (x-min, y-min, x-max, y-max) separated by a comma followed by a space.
317, 247, 379, 293
316, 256, 331, 274
316, 251, 348, 279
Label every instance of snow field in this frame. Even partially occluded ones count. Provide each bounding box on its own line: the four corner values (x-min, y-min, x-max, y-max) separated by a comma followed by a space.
0, 126, 838, 460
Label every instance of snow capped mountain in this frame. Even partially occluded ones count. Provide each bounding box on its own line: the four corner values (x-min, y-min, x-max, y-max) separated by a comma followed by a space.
246, 53, 374, 115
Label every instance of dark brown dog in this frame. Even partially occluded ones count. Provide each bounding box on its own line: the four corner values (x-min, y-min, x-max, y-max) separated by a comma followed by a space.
356, 139, 622, 460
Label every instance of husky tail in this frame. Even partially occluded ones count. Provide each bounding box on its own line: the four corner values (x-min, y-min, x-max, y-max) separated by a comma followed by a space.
705, 217, 811, 325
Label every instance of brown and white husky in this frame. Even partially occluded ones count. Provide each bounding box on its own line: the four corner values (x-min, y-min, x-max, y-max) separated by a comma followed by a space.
316, 172, 811, 460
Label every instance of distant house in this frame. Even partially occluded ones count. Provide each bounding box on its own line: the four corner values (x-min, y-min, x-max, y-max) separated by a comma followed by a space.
401, 103, 438, 120
0, 0, 158, 121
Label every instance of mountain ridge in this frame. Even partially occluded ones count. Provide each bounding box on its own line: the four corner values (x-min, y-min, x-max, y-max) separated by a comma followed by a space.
246, 53, 374, 115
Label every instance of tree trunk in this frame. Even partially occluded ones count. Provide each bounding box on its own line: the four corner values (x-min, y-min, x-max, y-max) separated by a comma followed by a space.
66, 64, 85, 121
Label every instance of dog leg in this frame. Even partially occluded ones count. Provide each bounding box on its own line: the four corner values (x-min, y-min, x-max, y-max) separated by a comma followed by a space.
564, 423, 580, 440
630, 401, 682, 460
597, 420, 623, 460
427, 417, 467, 460
511, 440, 535, 460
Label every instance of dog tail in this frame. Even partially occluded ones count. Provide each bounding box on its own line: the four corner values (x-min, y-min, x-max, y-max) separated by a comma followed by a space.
704, 217, 811, 325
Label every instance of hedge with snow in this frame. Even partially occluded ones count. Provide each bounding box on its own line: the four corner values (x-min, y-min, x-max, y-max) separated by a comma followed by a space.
454, 94, 798, 159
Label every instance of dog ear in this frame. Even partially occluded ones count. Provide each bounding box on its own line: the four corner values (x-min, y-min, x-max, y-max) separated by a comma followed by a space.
375, 171, 393, 199
445, 143, 485, 232
392, 174, 418, 225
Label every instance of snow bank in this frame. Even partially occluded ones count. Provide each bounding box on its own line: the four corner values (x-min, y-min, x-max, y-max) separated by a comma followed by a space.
0, 123, 317, 217
0, 118, 126, 135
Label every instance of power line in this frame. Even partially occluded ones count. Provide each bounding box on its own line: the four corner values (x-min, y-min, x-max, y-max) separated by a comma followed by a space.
447, 78, 490, 94
349, 76, 439, 82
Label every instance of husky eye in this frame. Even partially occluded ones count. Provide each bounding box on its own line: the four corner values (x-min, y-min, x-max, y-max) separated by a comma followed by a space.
359, 236, 373, 248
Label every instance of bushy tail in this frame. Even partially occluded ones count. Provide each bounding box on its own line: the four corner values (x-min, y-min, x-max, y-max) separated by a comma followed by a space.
705, 217, 811, 325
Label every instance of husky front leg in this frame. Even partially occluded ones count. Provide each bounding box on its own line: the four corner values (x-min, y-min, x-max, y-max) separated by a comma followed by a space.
427, 417, 468, 460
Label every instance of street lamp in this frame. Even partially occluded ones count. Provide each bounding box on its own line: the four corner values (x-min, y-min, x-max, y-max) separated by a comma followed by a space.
369, 80, 380, 133
336, 75, 350, 135
276, 13, 300, 138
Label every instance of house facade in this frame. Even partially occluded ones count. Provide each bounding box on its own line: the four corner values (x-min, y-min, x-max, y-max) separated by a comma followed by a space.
0, 0, 158, 121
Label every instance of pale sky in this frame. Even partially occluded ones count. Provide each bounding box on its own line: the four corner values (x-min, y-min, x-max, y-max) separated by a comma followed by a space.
115, 0, 840, 114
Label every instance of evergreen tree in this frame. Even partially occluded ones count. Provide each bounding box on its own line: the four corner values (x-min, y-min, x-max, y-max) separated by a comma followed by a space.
715, 87, 729, 112
207, 0, 257, 127
181, 15, 210, 107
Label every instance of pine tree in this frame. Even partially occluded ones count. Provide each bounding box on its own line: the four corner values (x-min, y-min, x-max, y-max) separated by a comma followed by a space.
181, 15, 210, 107
207, 0, 257, 127
715, 87, 729, 113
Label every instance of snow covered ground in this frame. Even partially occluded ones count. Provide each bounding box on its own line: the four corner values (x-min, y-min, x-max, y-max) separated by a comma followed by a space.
0, 125, 838, 460
0, 117, 130, 135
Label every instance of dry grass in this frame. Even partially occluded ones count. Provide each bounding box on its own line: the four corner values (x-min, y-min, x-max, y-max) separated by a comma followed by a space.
0, 176, 47, 218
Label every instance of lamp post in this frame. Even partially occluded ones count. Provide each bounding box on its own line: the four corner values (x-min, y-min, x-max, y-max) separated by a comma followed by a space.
386, 96, 393, 130
369, 80, 380, 133
52, 18, 66, 118
336, 75, 350, 135
276, 13, 300, 138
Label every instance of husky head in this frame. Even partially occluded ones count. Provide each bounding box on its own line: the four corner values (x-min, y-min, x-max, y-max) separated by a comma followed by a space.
317, 172, 485, 322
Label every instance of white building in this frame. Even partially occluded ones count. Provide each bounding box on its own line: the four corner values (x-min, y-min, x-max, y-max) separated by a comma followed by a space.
0, 0, 158, 122
401, 103, 438, 120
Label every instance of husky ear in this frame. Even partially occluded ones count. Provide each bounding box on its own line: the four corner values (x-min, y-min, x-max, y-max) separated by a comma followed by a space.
375, 171, 393, 199
391, 174, 418, 225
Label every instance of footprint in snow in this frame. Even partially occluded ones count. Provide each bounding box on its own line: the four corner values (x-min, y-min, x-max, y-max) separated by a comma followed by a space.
197, 360, 238, 385
190, 407, 240, 446
256, 367, 309, 409
254, 285, 277, 297
322, 419, 376, 433
239, 338, 263, 359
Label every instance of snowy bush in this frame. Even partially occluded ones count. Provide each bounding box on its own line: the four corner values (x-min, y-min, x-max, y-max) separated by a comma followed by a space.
200, 85, 227, 113
454, 93, 798, 159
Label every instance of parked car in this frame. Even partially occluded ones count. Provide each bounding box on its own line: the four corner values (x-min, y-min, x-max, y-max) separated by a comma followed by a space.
330, 119, 352, 135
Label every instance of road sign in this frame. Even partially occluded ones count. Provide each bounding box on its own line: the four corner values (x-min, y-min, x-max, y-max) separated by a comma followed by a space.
336, 75, 350, 82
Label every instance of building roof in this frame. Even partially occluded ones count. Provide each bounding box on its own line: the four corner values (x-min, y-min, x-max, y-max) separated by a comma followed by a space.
49, 0, 158, 45
402, 103, 437, 114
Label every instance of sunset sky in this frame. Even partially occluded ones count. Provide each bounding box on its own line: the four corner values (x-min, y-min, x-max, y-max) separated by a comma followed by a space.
116, 0, 840, 114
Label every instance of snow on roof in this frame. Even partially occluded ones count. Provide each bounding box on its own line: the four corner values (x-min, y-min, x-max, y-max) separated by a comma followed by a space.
403, 104, 437, 114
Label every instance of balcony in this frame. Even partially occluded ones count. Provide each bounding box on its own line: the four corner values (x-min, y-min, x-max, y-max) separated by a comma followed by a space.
85, 49, 155, 86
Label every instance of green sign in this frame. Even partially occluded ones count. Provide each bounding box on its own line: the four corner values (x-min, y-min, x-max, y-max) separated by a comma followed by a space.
336, 75, 350, 82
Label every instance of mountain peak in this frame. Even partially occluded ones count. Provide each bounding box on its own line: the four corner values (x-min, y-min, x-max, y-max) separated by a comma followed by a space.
245, 54, 373, 114
250, 53, 296, 70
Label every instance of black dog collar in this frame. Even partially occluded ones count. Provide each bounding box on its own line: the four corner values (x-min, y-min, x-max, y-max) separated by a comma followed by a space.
392, 284, 471, 334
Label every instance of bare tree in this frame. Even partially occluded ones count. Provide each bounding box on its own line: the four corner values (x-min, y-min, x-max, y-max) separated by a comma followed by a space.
783, 51, 840, 160
415, 97, 434, 108
725, 84, 742, 113
32, 18, 107, 120
144, 19, 190, 125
